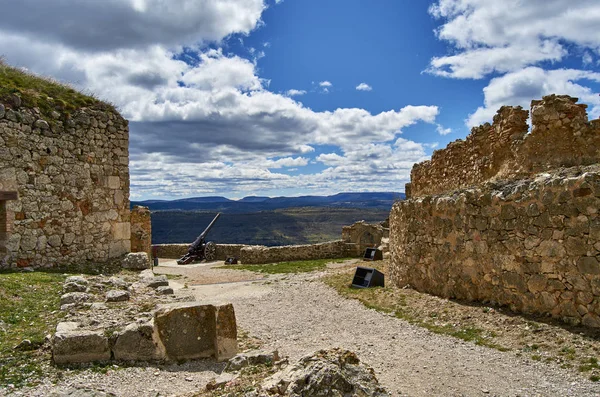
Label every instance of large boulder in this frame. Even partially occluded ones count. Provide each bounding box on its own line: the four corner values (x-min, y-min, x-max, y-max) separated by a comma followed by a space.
154, 302, 238, 361
261, 349, 389, 396
122, 252, 151, 270
52, 322, 111, 364
112, 320, 165, 361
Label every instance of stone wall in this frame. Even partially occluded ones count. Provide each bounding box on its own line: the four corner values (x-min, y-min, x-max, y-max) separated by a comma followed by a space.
131, 206, 152, 258
153, 243, 247, 261
239, 240, 357, 265
342, 220, 387, 255
389, 165, 600, 326
153, 240, 358, 264
0, 102, 130, 269
410, 95, 600, 198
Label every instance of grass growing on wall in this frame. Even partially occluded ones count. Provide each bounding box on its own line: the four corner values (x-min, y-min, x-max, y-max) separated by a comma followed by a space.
0, 271, 66, 388
221, 258, 353, 274
0, 60, 113, 118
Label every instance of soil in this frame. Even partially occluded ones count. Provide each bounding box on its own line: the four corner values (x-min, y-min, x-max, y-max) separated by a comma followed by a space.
7, 259, 600, 397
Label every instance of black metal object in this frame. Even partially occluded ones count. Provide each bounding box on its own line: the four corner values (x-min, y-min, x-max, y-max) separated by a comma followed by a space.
224, 257, 238, 265
351, 266, 385, 288
177, 213, 221, 265
363, 247, 383, 261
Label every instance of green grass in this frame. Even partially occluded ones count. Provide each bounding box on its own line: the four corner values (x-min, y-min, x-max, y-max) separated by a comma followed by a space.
0, 60, 112, 119
222, 258, 353, 274
0, 271, 66, 388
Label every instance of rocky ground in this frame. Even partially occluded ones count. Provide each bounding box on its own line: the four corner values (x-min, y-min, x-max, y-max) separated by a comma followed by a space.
5, 259, 600, 396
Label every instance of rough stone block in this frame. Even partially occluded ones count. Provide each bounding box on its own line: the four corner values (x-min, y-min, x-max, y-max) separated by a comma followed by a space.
215, 303, 238, 361
105, 290, 130, 302
112, 222, 131, 241
112, 320, 165, 361
107, 176, 121, 189
60, 292, 91, 306
52, 322, 111, 364
122, 252, 150, 270
154, 302, 217, 360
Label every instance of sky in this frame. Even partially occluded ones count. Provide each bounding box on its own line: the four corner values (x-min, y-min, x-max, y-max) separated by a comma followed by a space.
0, 0, 599, 200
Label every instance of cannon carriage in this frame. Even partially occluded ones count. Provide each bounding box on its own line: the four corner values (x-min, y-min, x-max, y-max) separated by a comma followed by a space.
177, 213, 221, 265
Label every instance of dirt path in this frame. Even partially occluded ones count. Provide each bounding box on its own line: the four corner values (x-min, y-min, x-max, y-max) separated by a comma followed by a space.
184, 267, 600, 396
10, 261, 600, 396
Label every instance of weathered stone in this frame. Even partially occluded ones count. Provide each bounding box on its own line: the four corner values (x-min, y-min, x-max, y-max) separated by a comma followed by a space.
109, 276, 128, 289
60, 292, 91, 306
146, 275, 169, 288
205, 373, 238, 391
156, 286, 174, 295
122, 252, 150, 270
577, 257, 600, 275
112, 320, 165, 361
52, 322, 111, 364
215, 303, 238, 361
154, 302, 237, 361
63, 276, 89, 293
260, 349, 389, 397
226, 350, 280, 371
105, 289, 130, 302
582, 313, 600, 328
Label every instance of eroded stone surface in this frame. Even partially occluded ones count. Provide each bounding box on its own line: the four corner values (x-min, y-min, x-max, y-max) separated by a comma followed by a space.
122, 252, 150, 270
112, 320, 165, 361
52, 322, 111, 364
260, 349, 389, 396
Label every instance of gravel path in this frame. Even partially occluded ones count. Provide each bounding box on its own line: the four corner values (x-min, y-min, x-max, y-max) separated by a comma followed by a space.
191, 273, 600, 397
8, 263, 600, 396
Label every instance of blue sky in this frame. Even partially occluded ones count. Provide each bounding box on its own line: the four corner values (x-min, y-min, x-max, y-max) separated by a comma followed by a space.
0, 0, 599, 200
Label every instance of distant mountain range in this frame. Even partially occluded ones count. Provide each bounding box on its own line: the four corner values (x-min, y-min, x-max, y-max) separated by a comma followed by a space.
132, 192, 405, 212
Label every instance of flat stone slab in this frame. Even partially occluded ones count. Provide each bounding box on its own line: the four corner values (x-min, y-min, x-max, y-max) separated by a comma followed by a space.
52, 322, 111, 364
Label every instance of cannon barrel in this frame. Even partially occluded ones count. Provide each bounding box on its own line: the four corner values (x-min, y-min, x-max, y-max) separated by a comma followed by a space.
189, 212, 221, 250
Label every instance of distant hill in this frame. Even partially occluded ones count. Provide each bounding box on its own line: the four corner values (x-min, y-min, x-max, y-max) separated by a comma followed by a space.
150, 207, 390, 245
132, 192, 404, 213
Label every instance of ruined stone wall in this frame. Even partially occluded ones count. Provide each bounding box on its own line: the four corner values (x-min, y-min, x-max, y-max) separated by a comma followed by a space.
153, 240, 359, 264
239, 240, 357, 265
410, 95, 600, 198
0, 103, 130, 269
389, 165, 600, 326
131, 206, 152, 258
152, 243, 247, 260
342, 220, 387, 255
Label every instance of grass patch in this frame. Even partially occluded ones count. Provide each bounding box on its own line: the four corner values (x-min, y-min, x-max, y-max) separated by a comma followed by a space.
220, 258, 353, 274
0, 271, 66, 388
0, 60, 113, 120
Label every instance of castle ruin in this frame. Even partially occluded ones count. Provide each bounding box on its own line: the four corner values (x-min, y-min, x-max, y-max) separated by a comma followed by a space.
390, 95, 600, 327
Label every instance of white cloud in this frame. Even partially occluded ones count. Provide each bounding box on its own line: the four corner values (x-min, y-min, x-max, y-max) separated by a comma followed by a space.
467, 67, 600, 127
583, 52, 594, 67
436, 124, 452, 135
428, 0, 600, 79
286, 89, 306, 97
0, 0, 443, 198
0, 0, 266, 52
263, 157, 309, 168
356, 83, 372, 91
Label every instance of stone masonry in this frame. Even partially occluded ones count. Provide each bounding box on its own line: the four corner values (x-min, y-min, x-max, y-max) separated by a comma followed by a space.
409, 95, 600, 198
390, 95, 600, 327
131, 205, 152, 258
0, 96, 130, 268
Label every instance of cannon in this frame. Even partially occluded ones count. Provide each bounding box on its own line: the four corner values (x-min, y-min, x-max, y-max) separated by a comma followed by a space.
177, 213, 221, 265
